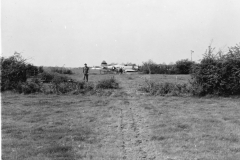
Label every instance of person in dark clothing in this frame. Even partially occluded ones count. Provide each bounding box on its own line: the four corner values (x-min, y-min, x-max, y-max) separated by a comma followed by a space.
119, 67, 123, 74
83, 63, 89, 82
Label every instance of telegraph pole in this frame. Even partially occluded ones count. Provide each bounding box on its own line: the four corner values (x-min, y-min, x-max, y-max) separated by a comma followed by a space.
191, 50, 194, 61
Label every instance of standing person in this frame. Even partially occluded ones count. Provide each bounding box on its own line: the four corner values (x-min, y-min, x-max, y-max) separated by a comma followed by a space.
119, 67, 123, 74
83, 63, 89, 82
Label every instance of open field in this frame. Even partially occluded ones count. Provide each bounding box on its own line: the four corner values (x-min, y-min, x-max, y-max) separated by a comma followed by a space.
2, 74, 240, 160
52, 67, 191, 84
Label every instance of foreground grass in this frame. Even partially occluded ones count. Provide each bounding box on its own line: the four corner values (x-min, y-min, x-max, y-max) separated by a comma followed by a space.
2, 74, 240, 159
2, 93, 100, 159
144, 96, 240, 159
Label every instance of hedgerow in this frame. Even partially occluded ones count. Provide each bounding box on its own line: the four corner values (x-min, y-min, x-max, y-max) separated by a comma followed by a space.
140, 60, 176, 74
140, 59, 194, 75
190, 44, 240, 96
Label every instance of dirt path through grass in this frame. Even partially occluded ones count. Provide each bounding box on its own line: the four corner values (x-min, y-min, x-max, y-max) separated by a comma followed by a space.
81, 75, 161, 159
112, 75, 159, 159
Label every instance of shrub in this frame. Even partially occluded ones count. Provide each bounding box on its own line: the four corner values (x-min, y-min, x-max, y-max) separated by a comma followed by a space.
25, 64, 40, 77
38, 71, 55, 82
52, 74, 68, 84
38, 71, 69, 83
190, 44, 240, 96
1, 52, 40, 91
19, 82, 41, 94
96, 77, 119, 89
16, 78, 42, 94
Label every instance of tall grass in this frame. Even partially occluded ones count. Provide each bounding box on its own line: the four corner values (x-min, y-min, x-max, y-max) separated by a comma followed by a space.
139, 78, 191, 96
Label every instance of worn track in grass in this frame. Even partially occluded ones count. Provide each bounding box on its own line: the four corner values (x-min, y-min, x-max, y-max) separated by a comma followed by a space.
2, 74, 240, 160
75, 75, 162, 159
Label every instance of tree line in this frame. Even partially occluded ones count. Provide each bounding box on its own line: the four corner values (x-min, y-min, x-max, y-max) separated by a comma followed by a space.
139, 59, 194, 74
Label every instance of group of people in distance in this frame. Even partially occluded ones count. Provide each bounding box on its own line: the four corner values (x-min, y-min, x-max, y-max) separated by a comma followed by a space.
112, 66, 123, 74
82, 63, 124, 82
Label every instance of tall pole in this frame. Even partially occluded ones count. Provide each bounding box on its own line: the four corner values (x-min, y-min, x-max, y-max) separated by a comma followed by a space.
191, 50, 194, 61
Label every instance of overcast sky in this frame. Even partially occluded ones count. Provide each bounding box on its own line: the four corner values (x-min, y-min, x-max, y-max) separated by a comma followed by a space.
1, 0, 240, 67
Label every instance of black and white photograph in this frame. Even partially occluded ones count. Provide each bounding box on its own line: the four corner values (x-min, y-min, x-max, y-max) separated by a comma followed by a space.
1, 0, 240, 159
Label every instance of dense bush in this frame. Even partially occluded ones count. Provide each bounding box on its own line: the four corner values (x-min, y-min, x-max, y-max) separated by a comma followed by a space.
190, 44, 240, 96
16, 78, 42, 94
52, 74, 69, 84
139, 79, 190, 96
38, 66, 44, 73
1, 52, 38, 91
50, 67, 73, 74
25, 64, 44, 77
96, 77, 119, 89
175, 59, 194, 74
38, 71, 55, 82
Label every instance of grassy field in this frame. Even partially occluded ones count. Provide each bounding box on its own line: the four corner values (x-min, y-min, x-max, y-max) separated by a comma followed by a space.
2, 74, 240, 160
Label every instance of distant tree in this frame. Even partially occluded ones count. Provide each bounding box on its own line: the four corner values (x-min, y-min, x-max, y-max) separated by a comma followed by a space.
141, 60, 155, 74
175, 59, 194, 74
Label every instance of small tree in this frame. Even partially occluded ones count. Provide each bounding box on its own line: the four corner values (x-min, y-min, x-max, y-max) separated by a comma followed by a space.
1, 52, 28, 91
1, 52, 41, 91
142, 60, 154, 74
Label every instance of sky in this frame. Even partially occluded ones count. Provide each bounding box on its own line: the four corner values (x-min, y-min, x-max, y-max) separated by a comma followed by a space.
1, 0, 240, 67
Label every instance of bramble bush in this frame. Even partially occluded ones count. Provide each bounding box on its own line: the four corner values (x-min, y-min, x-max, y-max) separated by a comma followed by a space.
38, 71, 55, 82
95, 76, 119, 89
190, 44, 240, 96
17, 78, 42, 94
